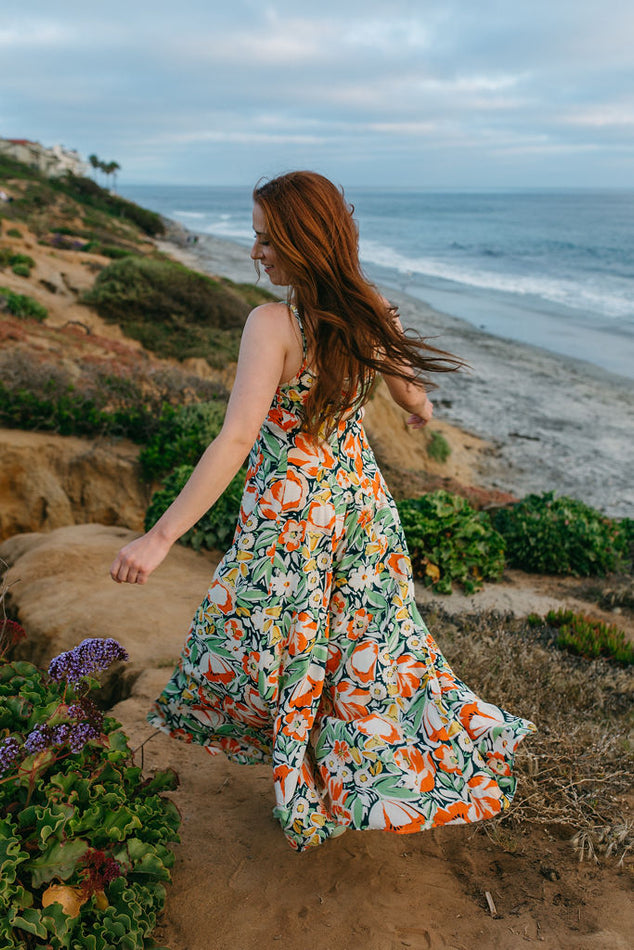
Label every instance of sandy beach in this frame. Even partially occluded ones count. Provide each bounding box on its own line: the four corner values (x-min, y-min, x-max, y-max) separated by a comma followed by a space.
160, 230, 634, 520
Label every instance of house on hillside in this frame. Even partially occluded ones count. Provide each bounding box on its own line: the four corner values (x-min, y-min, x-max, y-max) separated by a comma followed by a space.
0, 138, 88, 178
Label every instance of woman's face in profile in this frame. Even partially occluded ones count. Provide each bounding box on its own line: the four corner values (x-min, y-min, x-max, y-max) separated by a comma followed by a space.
250, 203, 288, 286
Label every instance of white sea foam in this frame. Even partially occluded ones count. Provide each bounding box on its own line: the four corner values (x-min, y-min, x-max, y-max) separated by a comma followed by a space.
359, 240, 634, 320
173, 210, 206, 219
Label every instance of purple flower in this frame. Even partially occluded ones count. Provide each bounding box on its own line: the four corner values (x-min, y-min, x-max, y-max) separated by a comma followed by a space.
24, 726, 52, 755
68, 722, 100, 754
48, 638, 128, 687
0, 736, 20, 774
51, 724, 71, 747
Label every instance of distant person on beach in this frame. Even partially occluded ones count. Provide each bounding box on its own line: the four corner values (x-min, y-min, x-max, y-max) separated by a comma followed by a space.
110, 170, 535, 850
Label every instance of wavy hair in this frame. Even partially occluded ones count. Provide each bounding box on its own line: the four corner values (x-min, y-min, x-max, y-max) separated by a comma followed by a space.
253, 171, 464, 439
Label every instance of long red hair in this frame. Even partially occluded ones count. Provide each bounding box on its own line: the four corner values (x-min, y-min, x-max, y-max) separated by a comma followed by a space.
253, 171, 463, 439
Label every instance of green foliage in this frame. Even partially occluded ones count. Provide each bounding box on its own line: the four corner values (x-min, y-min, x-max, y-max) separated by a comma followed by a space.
139, 401, 227, 480
145, 464, 246, 551
494, 491, 627, 577
53, 174, 165, 237
85, 256, 254, 367
0, 657, 180, 949
0, 251, 36, 277
0, 380, 154, 442
11, 263, 31, 278
0, 286, 47, 321
426, 431, 451, 463
396, 490, 506, 594
617, 517, 634, 566
528, 609, 634, 664
7, 228, 22, 238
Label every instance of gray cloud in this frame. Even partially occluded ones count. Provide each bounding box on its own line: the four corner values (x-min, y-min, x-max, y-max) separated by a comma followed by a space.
2, 0, 633, 186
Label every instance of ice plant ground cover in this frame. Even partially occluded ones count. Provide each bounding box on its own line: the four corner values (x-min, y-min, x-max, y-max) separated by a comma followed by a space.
0, 620, 181, 950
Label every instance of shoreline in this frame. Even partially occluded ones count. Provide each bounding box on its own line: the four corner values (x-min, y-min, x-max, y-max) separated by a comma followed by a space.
158, 226, 634, 519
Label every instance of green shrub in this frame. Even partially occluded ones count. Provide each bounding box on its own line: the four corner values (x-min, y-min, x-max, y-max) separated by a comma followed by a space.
53, 175, 165, 237
11, 263, 31, 278
100, 246, 135, 260
10, 253, 35, 270
0, 381, 155, 442
139, 401, 226, 480
494, 491, 627, 576
396, 490, 506, 593
7, 228, 22, 238
85, 257, 253, 367
0, 635, 180, 949
426, 431, 451, 463
528, 608, 634, 664
145, 464, 246, 551
0, 252, 35, 275
618, 517, 634, 566
0, 287, 47, 321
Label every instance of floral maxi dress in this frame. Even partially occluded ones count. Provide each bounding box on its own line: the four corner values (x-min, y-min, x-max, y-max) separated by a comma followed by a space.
148, 312, 535, 851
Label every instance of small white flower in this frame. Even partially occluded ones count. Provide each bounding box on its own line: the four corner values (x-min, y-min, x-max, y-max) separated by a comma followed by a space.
340, 766, 353, 783
354, 768, 372, 788
317, 552, 330, 570
239, 532, 255, 550
306, 572, 320, 590
270, 572, 300, 597
369, 683, 387, 701
309, 590, 323, 610
348, 566, 372, 591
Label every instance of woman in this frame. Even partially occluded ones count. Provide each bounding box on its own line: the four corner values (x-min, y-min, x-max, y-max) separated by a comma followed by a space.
111, 171, 534, 851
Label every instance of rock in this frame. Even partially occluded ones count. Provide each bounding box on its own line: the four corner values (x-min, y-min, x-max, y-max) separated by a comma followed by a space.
0, 429, 149, 541
0, 523, 219, 676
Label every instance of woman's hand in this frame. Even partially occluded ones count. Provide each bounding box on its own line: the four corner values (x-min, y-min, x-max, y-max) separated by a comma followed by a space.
109, 531, 172, 585
406, 395, 433, 428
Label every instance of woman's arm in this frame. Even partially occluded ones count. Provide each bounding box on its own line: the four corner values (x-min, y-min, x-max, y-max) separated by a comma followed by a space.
379, 308, 433, 428
110, 303, 291, 585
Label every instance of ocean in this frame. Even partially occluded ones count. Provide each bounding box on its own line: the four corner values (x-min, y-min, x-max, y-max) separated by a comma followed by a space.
120, 185, 634, 380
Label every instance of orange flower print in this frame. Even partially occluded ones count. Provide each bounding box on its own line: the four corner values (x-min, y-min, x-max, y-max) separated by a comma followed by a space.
333, 679, 371, 719
206, 580, 235, 615
432, 800, 471, 827
288, 666, 324, 710
282, 708, 313, 742
466, 773, 504, 820
348, 640, 379, 684
386, 552, 410, 579
395, 653, 425, 698
487, 752, 511, 777
459, 700, 506, 739
279, 519, 306, 551
333, 739, 350, 761
241, 651, 260, 682
432, 743, 462, 775
356, 714, 403, 745
325, 643, 342, 676
368, 798, 426, 833
202, 653, 234, 685
346, 608, 373, 641
288, 611, 318, 656
307, 499, 336, 533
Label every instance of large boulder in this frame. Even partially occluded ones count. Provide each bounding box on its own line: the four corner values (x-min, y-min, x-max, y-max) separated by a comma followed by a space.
0, 523, 218, 678
0, 429, 149, 541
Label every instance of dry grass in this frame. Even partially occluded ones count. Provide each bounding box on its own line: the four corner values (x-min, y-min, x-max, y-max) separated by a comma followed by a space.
426, 605, 634, 864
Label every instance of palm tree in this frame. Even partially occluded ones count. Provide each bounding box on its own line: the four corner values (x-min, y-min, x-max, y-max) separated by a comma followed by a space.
106, 161, 121, 193
88, 154, 100, 182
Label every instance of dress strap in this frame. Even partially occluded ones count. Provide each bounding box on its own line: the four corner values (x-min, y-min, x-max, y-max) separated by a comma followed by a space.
290, 304, 307, 358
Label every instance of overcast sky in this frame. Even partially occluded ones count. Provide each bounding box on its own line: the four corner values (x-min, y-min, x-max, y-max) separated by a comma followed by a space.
2, 0, 633, 188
